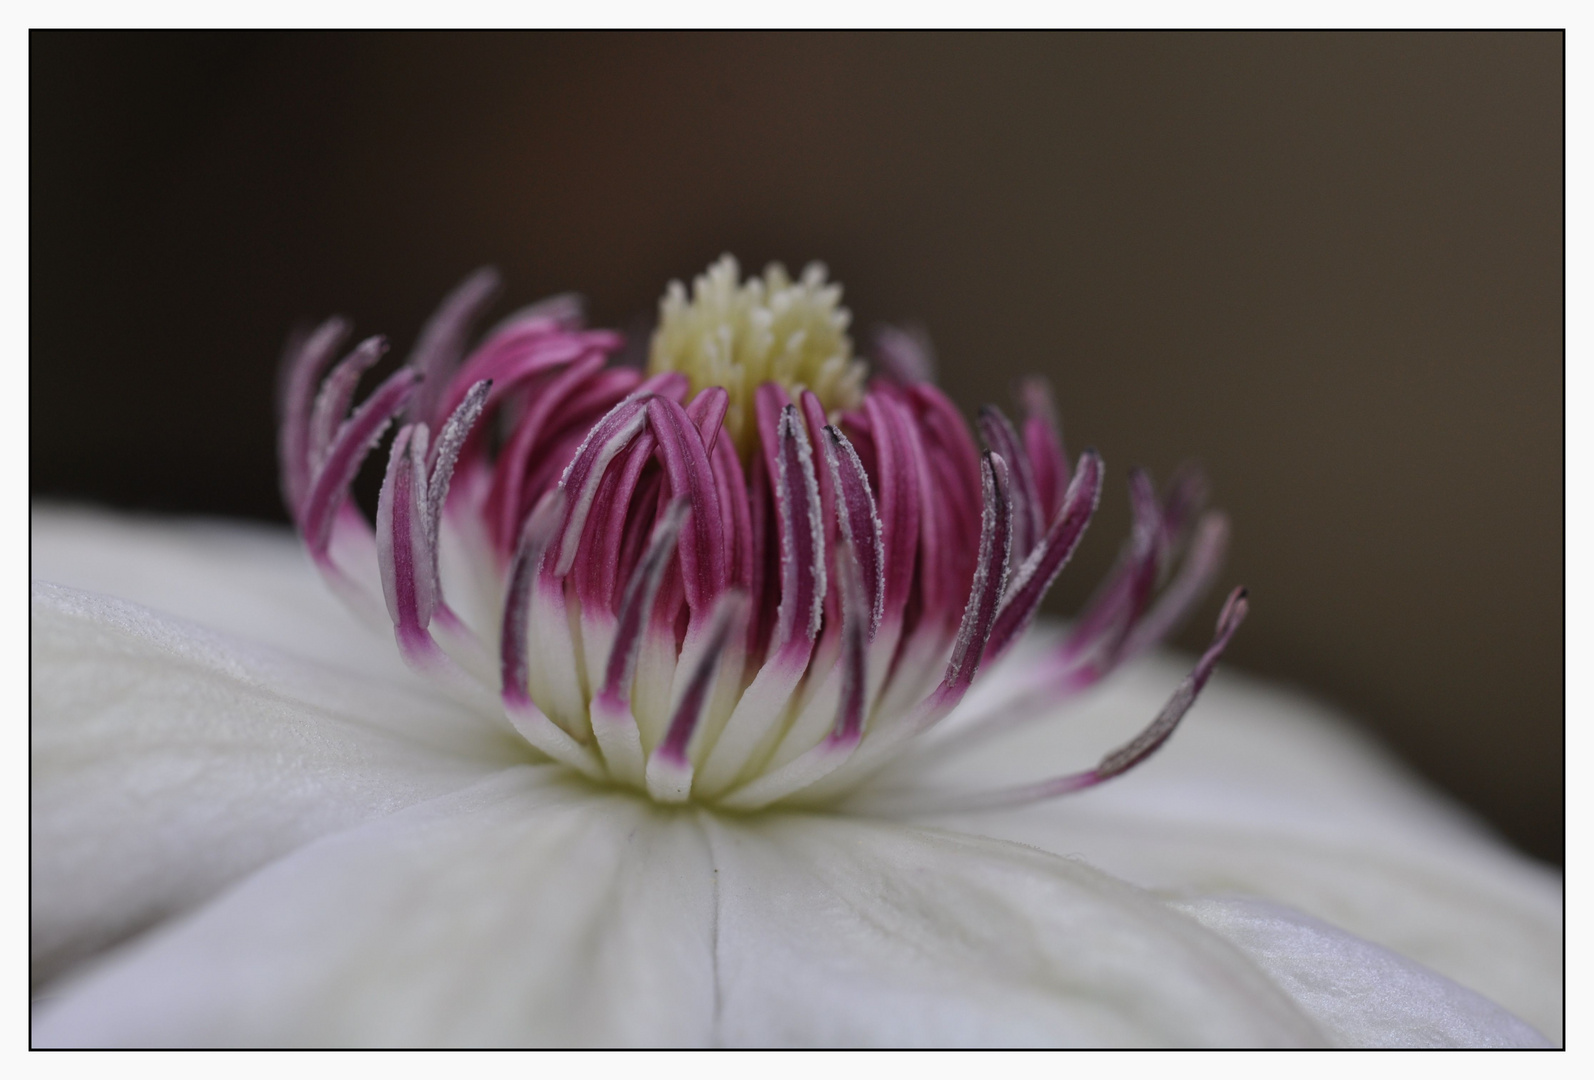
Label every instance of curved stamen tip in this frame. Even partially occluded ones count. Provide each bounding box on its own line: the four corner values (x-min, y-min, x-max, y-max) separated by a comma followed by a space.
822, 424, 885, 639
406, 269, 498, 427
308, 336, 390, 479
304, 366, 420, 539
550, 392, 652, 574
279, 317, 353, 512
375, 421, 433, 635
1218, 585, 1249, 630
1090, 583, 1248, 782
982, 445, 1102, 664
871, 323, 937, 385
942, 450, 1013, 693
772, 402, 826, 646
885, 583, 1250, 817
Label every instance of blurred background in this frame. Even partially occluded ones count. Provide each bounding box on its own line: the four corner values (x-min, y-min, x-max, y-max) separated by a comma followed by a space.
31, 33, 1562, 862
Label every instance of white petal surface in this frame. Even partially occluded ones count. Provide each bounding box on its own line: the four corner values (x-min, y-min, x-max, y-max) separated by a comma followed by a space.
1170, 898, 1550, 1047
33, 768, 720, 1048
700, 812, 1323, 1046
38, 773, 1333, 1048
31, 505, 407, 680
894, 639, 1563, 1041
32, 583, 526, 986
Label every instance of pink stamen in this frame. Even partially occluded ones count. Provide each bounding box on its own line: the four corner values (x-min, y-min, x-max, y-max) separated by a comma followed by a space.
596, 498, 691, 707
549, 394, 652, 575
656, 590, 748, 764
1057, 467, 1164, 670
907, 382, 985, 554
406, 267, 500, 427
646, 395, 728, 612
1158, 463, 1212, 547
859, 393, 921, 627
441, 323, 620, 426
815, 447, 1020, 790
308, 337, 388, 482
765, 399, 826, 651
376, 423, 433, 646
572, 430, 656, 613
709, 428, 755, 594
820, 425, 885, 639
686, 386, 730, 456
978, 405, 1046, 561
893, 392, 959, 627
487, 352, 611, 550
515, 387, 644, 529
277, 316, 350, 516
424, 379, 493, 543
589, 498, 692, 784
902, 510, 1230, 768
798, 393, 840, 604
372, 379, 498, 672
871, 323, 937, 385
827, 539, 871, 746
937, 451, 1014, 698
1119, 512, 1230, 664
713, 536, 873, 811
912, 587, 1250, 814
690, 399, 827, 797
487, 291, 586, 339
982, 448, 1103, 664
1019, 377, 1069, 523
496, 485, 606, 780
499, 490, 567, 705
301, 366, 420, 561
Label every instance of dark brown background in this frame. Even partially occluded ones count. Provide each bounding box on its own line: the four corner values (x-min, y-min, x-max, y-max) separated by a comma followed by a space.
31, 33, 1563, 862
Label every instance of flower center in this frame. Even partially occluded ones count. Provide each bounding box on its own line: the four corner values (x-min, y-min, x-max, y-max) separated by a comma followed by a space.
279, 263, 1245, 814
648, 255, 867, 459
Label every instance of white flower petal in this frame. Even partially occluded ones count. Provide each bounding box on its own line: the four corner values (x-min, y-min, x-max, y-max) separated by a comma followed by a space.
962, 814, 1563, 1044
39, 753, 1536, 1048
1169, 897, 1551, 1047
32, 582, 525, 986
700, 812, 1324, 1046
907, 642, 1563, 1041
31, 505, 404, 680
32, 768, 718, 1048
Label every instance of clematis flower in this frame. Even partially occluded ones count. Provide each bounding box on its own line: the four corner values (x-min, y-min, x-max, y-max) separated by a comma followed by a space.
31, 258, 1561, 1047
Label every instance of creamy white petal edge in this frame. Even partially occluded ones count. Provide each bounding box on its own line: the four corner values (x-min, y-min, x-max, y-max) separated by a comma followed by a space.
1168, 898, 1547, 1048
31, 581, 529, 984
896, 635, 1564, 1042
30, 507, 1560, 1046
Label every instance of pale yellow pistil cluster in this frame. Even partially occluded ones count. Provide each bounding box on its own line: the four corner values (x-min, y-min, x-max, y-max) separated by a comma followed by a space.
648, 255, 868, 458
